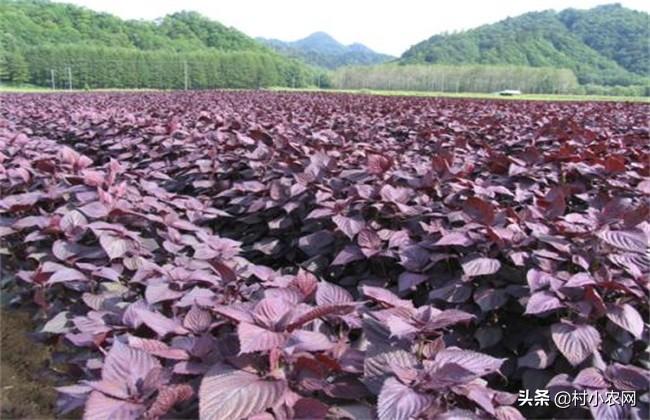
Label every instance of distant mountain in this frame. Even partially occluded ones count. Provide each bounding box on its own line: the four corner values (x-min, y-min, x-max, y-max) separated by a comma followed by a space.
258, 32, 394, 69
400, 4, 649, 86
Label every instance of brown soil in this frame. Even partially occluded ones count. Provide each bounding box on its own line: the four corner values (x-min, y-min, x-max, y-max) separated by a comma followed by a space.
0, 309, 56, 419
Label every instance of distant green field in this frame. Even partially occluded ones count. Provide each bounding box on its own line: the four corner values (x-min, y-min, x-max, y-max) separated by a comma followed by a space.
271, 87, 650, 103
2, 84, 648, 103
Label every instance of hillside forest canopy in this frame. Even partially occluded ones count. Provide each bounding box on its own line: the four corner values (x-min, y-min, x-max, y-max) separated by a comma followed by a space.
0, 0, 648, 95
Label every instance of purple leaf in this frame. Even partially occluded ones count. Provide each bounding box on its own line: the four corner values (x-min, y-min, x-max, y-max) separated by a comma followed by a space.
252, 298, 291, 329
99, 234, 130, 260
462, 257, 501, 277
463, 197, 495, 225
399, 245, 430, 272
84, 391, 144, 419
127, 336, 189, 360
433, 348, 505, 376
573, 368, 608, 389
145, 384, 193, 418
605, 364, 650, 391
183, 305, 213, 334
598, 229, 648, 254
332, 215, 365, 239
79, 201, 109, 219
199, 363, 286, 420
495, 406, 526, 420
60, 210, 88, 232
524, 291, 564, 315
590, 397, 629, 420
551, 321, 601, 366
606, 303, 644, 339
134, 308, 188, 337
285, 330, 333, 354
285, 304, 355, 331
474, 288, 508, 312
145, 283, 184, 305
48, 267, 88, 284
518, 345, 557, 369
398, 272, 429, 292
212, 303, 255, 324
298, 230, 334, 256
237, 322, 285, 353
331, 245, 365, 265
362, 285, 414, 309
363, 349, 418, 394
316, 281, 353, 306
434, 232, 473, 247
377, 377, 432, 420
94, 340, 161, 401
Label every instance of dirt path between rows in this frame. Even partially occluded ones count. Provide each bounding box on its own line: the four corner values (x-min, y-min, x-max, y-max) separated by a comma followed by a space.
0, 309, 56, 419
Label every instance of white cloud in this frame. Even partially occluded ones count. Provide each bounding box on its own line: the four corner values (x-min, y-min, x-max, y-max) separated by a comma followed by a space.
53, 0, 650, 56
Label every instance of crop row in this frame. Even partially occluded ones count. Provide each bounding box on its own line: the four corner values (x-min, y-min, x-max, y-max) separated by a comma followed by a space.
0, 92, 648, 419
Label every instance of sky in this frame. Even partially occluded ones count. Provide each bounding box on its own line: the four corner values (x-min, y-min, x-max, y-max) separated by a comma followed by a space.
54, 0, 650, 56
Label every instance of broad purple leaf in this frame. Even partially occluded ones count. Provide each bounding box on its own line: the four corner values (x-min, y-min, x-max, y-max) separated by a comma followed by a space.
199, 363, 286, 420
524, 291, 564, 315
146, 384, 193, 418
598, 229, 648, 254
377, 377, 432, 420
79, 201, 109, 219
48, 267, 88, 284
97, 340, 160, 401
495, 406, 526, 420
212, 304, 255, 324
127, 336, 189, 360
573, 368, 608, 389
183, 305, 213, 333
433, 348, 505, 376
316, 281, 353, 306
84, 391, 144, 420
605, 364, 650, 391
99, 234, 130, 260
331, 245, 365, 265
285, 304, 355, 331
298, 230, 334, 256
518, 345, 557, 369
362, 285, 414, 309
398, 272, 429, 292
434, 232, 473, 247
332, 215, 365, 239
462, 257, 501, 277
463, 197, 495, 225
606, 303, 644, 339
60, 210, 87, 232
134, 308, 188, 337
551, 321, 601, 366
237, 322, 285, 353
285, 330, 333, 354
363, 349, 418, 394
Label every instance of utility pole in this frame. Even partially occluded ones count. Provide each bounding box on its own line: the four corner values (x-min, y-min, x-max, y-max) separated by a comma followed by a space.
183, 61, 188, 90
67, 67, 72, 90
50, 69, 56, 90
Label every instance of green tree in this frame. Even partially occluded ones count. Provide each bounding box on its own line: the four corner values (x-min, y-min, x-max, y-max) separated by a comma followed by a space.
5, 51, 29, 83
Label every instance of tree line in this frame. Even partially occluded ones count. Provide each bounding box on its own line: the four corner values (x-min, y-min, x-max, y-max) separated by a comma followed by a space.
331, 64, 581, 94
9, 45, 325, 89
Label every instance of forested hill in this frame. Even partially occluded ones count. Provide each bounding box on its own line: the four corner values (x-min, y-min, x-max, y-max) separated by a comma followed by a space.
0, 0, 320, 88
258, 32, 394, 69
400, 4, 649, 87
1, 0, 264, 51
